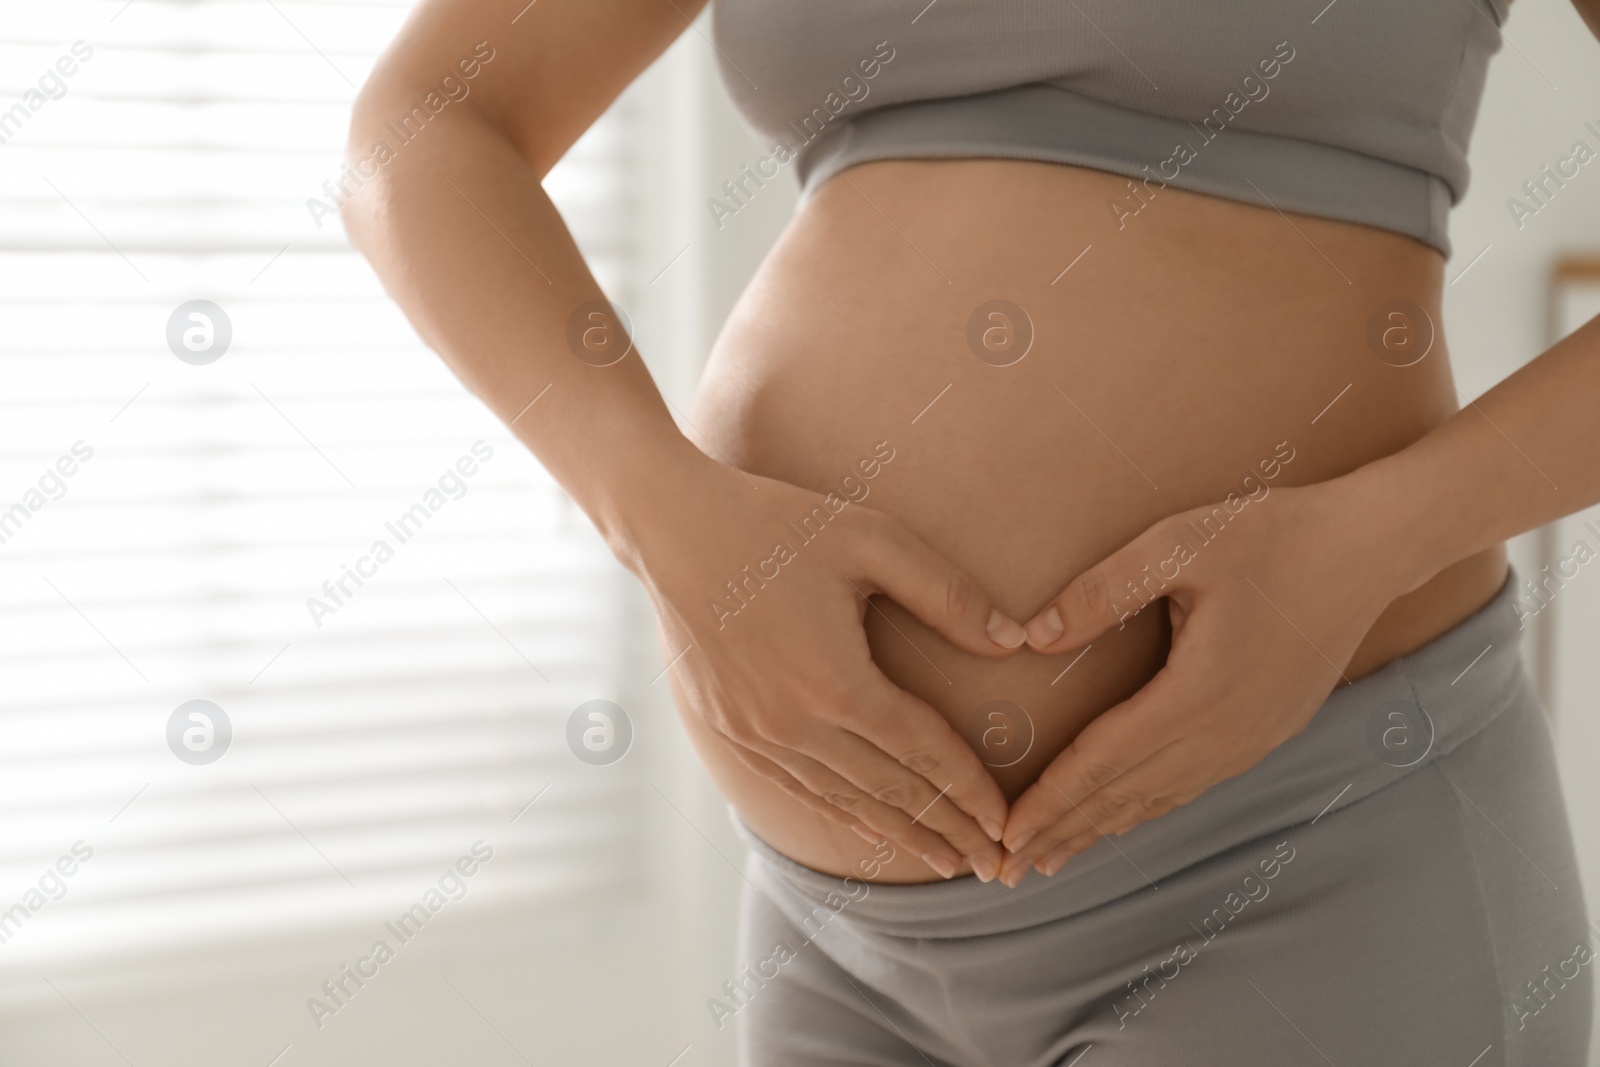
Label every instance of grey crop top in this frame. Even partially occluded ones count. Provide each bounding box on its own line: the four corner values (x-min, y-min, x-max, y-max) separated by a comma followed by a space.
710, 0, 1510, 256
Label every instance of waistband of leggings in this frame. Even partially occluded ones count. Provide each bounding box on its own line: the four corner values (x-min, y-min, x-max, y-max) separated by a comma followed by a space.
734, 566, 1529, 939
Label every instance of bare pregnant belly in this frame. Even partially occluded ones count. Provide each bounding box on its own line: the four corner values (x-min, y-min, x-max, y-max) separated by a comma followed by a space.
678, 158, 1507, 883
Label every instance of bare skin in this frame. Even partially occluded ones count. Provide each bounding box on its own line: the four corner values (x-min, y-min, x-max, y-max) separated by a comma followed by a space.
682, 158, 1507, 882
349, 0, 1600, 889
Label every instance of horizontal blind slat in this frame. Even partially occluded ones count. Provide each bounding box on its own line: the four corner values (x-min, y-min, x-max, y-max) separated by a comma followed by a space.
0, 0, 645, 987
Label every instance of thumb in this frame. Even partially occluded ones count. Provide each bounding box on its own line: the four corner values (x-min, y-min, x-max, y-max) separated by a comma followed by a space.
1023, 522, 1186, 654
852, 512, 1027, 657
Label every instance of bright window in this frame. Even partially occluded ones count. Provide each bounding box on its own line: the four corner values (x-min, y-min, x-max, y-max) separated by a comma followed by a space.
0, 0, 650, 994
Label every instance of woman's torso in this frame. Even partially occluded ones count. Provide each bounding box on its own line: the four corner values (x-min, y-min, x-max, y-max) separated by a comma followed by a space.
678, 157, 1507, 883
674, 0, 1510, 883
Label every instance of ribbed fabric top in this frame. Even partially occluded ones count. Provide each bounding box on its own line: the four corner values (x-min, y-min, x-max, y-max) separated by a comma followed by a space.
710, 0, 1510, 256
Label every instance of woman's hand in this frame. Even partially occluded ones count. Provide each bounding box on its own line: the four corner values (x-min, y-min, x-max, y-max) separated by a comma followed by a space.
630, 455, 1029, 882
995, 476, 1412, 887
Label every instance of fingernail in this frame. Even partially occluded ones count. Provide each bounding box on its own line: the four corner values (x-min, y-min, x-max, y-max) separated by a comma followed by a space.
969, 853, 997, 883
851, 825, 885, 845
922, 852, 957, 879
979, 816, 1004, 843
1002, 866, 1026, 889
1042, 848, 1072, 877
1006, 829, 1037, 854
986, 609, 1027, 649
1025, 606, 1064, 649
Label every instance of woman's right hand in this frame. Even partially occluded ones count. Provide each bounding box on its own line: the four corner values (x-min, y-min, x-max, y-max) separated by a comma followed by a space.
624, 454, 1027, 882
343, 0, 1028, 877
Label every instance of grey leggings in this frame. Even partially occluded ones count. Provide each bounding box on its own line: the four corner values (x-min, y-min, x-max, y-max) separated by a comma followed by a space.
730, 571, 1592, 1066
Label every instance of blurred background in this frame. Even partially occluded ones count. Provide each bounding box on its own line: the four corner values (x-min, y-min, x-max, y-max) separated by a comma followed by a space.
1, 0, 1599, 1063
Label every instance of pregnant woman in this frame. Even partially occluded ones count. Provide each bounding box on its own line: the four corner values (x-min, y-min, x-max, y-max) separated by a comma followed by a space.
346, 0, 1600, 1062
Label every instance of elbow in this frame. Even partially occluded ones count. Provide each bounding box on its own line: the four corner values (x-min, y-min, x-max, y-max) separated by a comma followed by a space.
344, 92, 386, 181
339, 76, 510, 250
347, 74, 417, 163
339, 85, 404, 251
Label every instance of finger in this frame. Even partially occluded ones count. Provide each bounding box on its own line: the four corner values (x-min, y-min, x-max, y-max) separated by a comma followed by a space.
850, 677, 1010, 844
1035, 789, 1194, 878
1022, 521, 1190, 654
1001, 739, 1200, 885
853, 512, 1028, 655
1026, 735, 1191, 853
1035, 828, 1100, 877
1032, 774, 1203, 878
1001, 669, 1187, 853
817, 729, 1003, 881
724, 665, 1003, 874
727, 743, 883, 843
767, 727, 996, 879
766, 744, 973, 878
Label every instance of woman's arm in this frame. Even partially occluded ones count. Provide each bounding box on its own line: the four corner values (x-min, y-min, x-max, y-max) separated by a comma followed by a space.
342, 0, 698, 528
994, 304, 1600, 885
1358, 314, 1600, 587
995, 0, 1600, 885
343, 0, 1027, 877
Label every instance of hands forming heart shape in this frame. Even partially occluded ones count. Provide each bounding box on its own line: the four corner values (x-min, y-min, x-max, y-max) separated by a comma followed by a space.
642, 457, 1405, 887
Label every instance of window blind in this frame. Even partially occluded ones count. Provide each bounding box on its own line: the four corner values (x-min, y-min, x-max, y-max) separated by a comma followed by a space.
0, 0, 647, 992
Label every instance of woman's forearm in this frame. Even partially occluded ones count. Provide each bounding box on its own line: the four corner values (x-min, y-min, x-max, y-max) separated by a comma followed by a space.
334, 0, 1036, 877
342, 87, 704, 567
1002, 309, 1600, 876
1341, 313, 1600, 594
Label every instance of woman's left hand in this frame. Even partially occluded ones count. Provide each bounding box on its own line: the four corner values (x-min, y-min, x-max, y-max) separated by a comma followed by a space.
996, 475, 1415, 887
